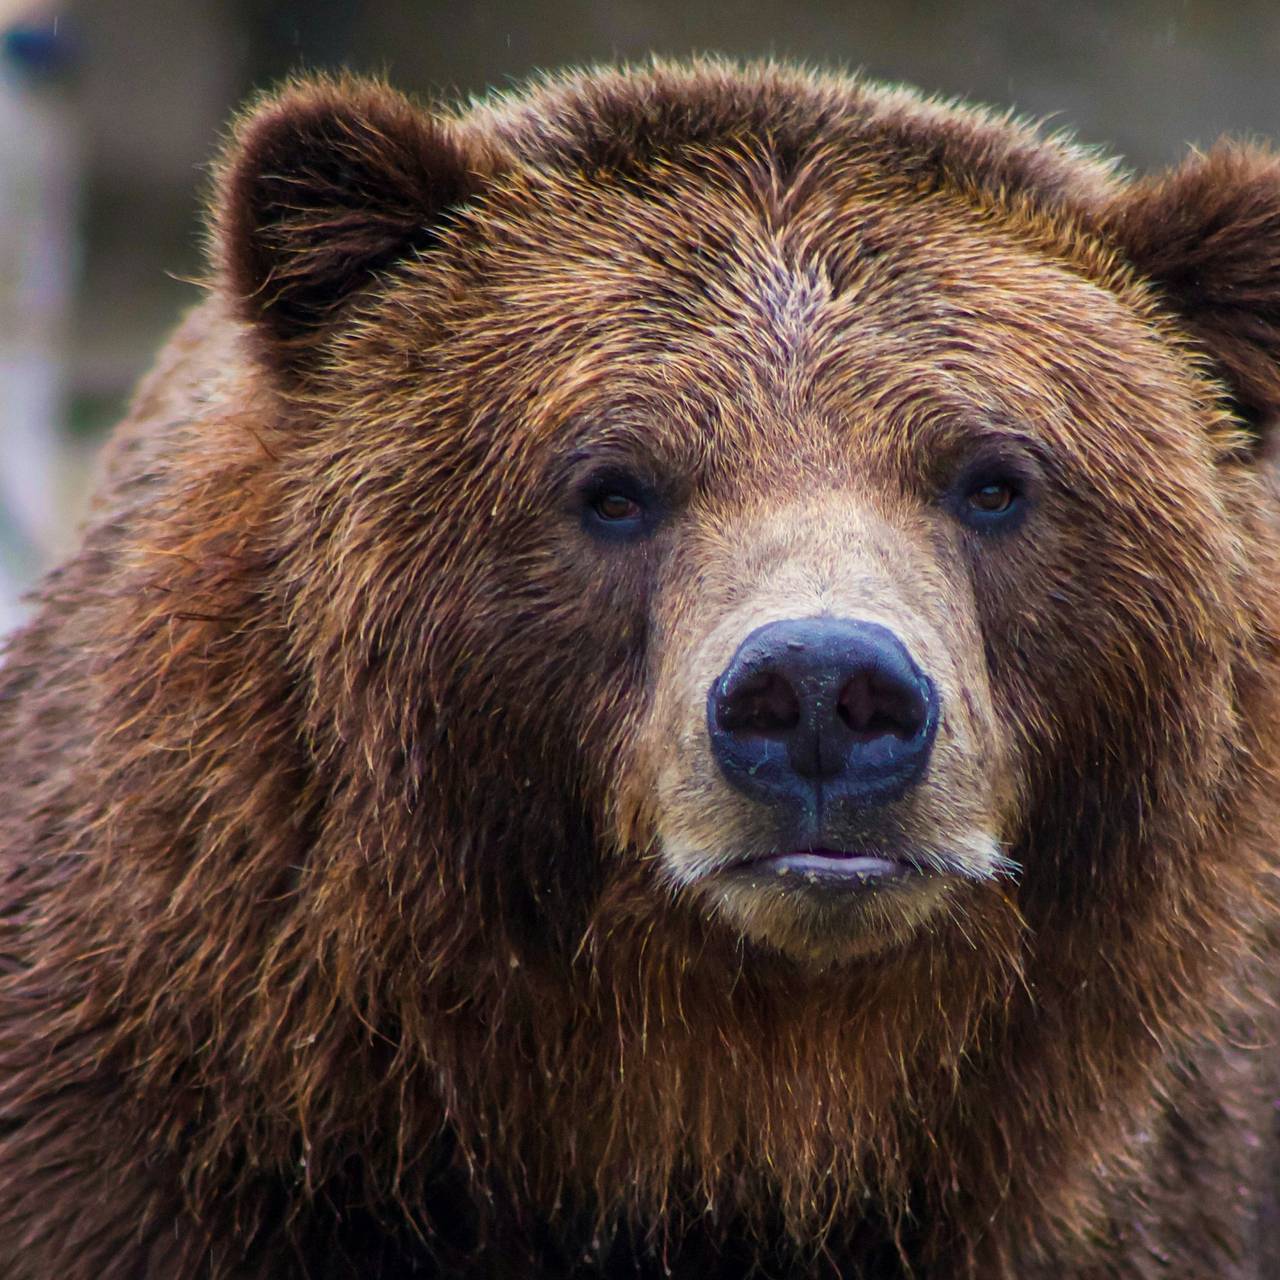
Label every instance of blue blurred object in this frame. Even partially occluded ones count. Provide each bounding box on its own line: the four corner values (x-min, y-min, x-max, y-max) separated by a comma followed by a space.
3, 17, 76, 79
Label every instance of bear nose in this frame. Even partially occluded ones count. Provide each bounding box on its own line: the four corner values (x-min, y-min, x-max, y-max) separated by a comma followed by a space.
707, 618, 939, 812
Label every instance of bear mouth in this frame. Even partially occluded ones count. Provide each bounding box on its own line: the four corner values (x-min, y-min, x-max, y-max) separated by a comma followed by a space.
725, 848, 925, 890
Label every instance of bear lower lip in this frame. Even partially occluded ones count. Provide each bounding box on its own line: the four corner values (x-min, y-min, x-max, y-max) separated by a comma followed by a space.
729, 849, 919, 887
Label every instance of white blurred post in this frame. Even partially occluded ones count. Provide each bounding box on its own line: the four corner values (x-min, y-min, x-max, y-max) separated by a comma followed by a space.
0, 6, 76, 636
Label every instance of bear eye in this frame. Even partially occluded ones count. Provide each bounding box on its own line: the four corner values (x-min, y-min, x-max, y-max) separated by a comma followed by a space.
967, 480, 1015, 514
593, 492, 644, 522
949, 460, 1031, 532
578, 471, 654, 541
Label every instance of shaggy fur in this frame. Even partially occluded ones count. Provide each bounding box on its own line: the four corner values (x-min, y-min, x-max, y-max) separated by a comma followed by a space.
4, 58, 1280, 1278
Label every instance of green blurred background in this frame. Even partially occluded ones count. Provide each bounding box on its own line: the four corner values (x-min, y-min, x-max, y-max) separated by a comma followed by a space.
3, 0, 1280, 623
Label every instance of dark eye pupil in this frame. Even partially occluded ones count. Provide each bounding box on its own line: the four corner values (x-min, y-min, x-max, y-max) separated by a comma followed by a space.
595, 493, 640, 521
969, 481, 1013, 513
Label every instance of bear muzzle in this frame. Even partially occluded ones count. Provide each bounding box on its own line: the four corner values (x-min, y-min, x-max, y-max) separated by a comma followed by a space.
691, 615, 997, 913
706, 617, 941, 896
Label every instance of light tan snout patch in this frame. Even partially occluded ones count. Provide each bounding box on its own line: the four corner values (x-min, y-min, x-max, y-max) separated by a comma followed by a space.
630, 498, 1017, 964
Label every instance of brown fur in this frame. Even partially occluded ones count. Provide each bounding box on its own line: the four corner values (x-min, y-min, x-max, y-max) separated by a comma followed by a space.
4, 58, 1280, 1278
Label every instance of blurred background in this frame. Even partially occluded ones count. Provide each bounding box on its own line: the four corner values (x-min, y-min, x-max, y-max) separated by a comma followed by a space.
3, 0, 1280, 626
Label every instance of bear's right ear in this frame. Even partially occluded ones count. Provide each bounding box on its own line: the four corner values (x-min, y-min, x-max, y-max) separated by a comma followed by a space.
1101, 144, 1280, 449
215, 77, 499, 374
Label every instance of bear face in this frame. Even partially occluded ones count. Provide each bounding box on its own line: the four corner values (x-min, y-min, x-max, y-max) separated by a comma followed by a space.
226, 77, 1245, 974
5, 60, 1280, 1280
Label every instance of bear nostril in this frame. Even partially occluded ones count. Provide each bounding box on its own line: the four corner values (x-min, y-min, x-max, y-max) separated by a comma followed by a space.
717, 670, 800, 736
837, 670, 928, 741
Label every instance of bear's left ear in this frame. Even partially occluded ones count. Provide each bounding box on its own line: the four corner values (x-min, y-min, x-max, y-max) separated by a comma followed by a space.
215, 76, 503, 374
1102, 143, 1280, 446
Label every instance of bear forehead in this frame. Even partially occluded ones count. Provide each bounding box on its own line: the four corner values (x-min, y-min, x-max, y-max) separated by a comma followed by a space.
433, 60, 1139, 345
465, 163, 1128, 342
420, 160, 1188, 466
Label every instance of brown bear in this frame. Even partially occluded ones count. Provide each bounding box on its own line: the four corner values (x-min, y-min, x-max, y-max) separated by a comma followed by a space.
3, 57, 1280, 1279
